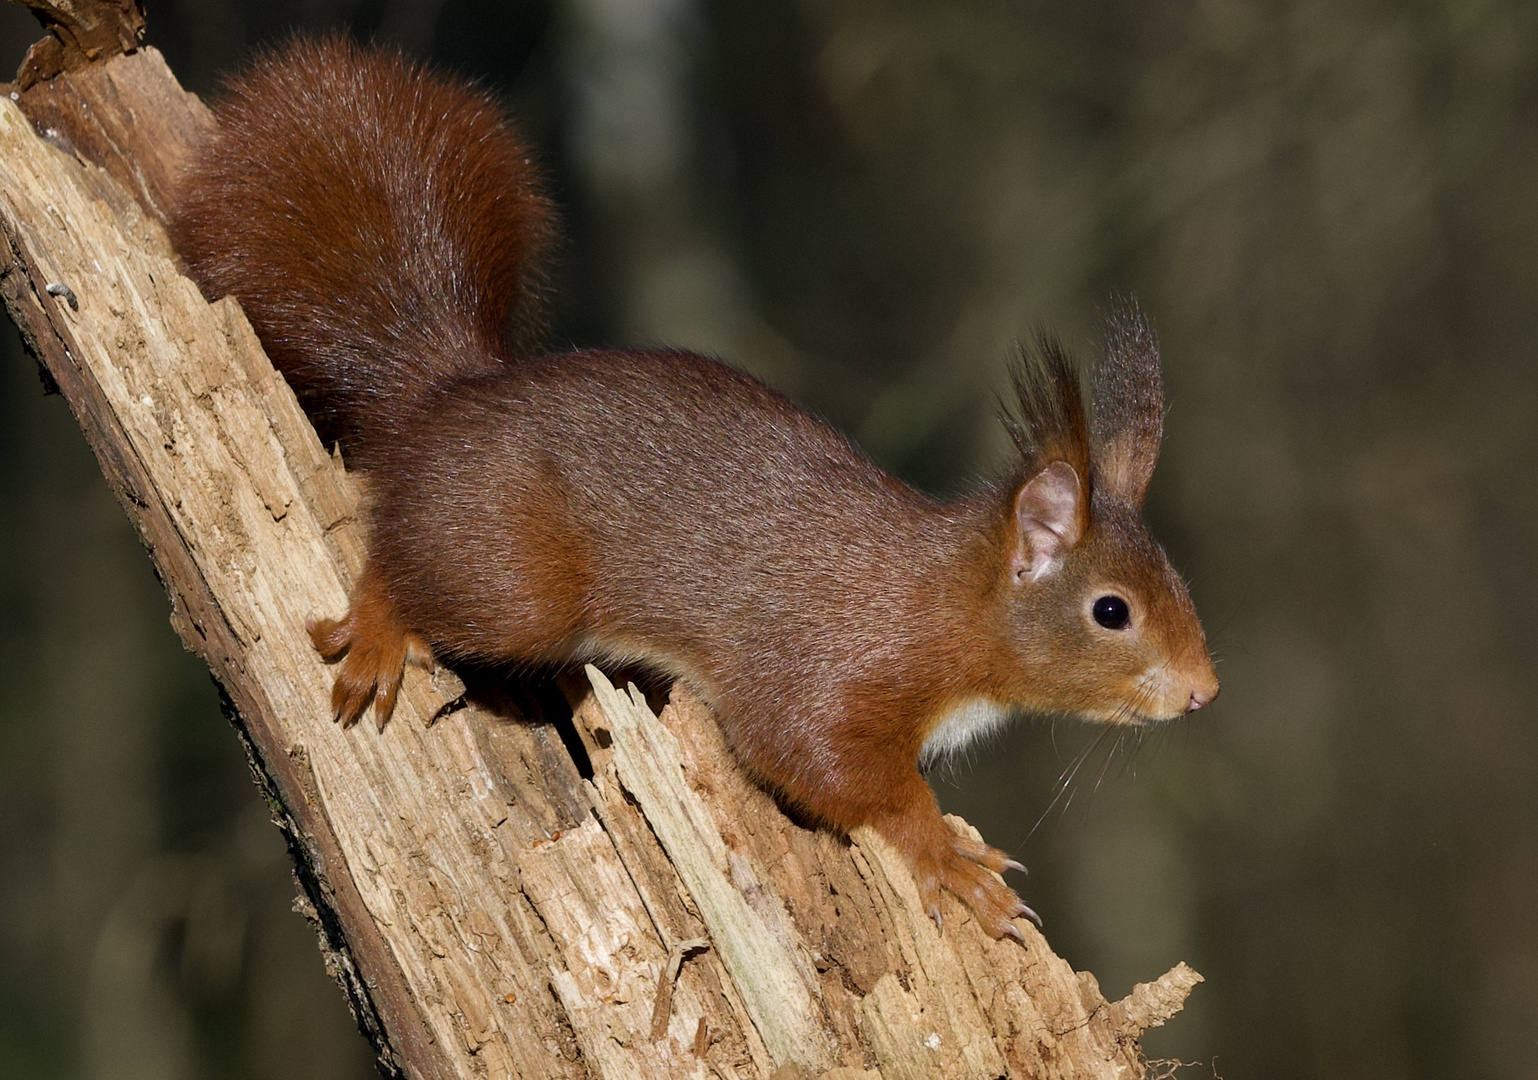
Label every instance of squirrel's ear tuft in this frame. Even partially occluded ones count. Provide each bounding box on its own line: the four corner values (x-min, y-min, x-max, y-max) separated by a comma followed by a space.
1090, 301, 1165, 507
1002, 334, 1092, 490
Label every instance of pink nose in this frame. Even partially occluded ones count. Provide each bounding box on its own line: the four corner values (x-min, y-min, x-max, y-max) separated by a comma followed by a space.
1187, 688, 1215, 712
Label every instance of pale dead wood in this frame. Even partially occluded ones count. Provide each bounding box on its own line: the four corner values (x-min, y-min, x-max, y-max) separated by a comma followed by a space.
571, 670, 1204, 1080
585, 669, 833, 1071
0, 17, 1202, 1079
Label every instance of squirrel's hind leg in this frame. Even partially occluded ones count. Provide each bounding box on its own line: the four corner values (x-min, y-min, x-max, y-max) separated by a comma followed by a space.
309, 563, 434, 730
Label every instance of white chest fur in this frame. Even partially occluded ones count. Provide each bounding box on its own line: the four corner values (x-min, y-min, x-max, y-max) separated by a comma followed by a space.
920, 698, 1013, 764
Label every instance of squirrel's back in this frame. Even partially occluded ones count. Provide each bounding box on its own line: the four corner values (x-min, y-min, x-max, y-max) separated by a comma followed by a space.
171, 35, 554, 462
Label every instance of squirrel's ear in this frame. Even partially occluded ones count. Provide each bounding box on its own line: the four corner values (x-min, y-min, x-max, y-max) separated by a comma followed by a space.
1091, 303, 1164, 507
1011, 461, 1084, 582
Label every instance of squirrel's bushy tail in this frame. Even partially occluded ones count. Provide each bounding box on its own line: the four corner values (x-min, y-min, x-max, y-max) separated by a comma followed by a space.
171, 35, 554, 464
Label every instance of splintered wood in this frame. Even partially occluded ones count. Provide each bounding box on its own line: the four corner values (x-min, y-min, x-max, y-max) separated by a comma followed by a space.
0, 41, 1200, 1080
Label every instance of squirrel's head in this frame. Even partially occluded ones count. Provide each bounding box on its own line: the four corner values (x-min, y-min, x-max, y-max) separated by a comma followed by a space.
994, 306, 1218, 724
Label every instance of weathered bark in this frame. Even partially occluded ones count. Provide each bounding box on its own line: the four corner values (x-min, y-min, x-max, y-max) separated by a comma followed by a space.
0, 5, 1202, 1077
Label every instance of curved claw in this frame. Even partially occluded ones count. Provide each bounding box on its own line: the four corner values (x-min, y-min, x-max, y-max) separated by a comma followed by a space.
1002, 858, 1028, 876
372, 673, 402, 732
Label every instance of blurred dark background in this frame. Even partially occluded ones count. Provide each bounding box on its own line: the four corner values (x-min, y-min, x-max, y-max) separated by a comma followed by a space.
3, 0, 1536, 1077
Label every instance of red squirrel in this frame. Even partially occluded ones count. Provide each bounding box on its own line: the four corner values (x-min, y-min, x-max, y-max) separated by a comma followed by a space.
170, 36, 1218, 941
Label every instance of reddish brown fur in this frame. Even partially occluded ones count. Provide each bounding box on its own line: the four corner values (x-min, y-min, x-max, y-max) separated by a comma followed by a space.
170, 35, 554, 461
170, 37, 1219, 939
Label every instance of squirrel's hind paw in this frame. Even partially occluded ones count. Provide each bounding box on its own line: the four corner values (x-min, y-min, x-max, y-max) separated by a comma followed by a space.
308, 579, 433, 729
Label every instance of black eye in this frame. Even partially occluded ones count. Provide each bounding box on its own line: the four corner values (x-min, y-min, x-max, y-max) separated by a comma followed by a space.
1092, 595, 1130, 630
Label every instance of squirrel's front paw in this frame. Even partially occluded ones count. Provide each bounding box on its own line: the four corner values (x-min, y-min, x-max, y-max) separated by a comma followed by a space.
916, 834, 1038, 942
308, 598, 432, 730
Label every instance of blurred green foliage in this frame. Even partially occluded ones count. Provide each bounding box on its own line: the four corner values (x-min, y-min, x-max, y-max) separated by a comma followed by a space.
2, 1, 1536, 1077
